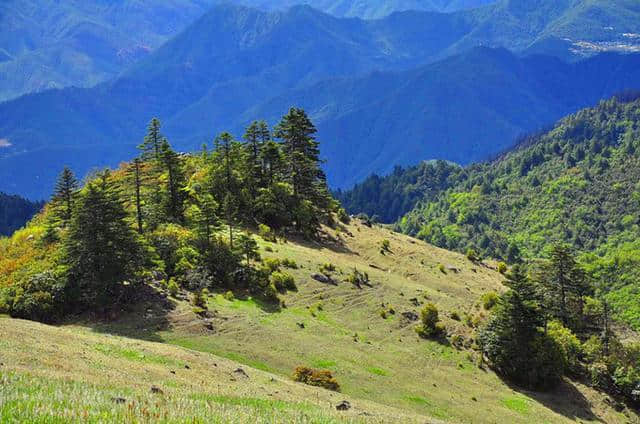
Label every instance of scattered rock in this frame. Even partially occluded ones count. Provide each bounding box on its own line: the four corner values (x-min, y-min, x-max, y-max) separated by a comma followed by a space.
409, 297, 421, 307
446, 265, 460, 273
203, 319, 214, 330
111, 397, 127, 404
26, 235, 34, 241
336, 400, 351, 411
150, 386, 164, 395
297, 322, 305, 329
170, 370, 176, 375
312, 273, 337, 286
184, 364, 191, 370
632, 390, 640, 401
401, 311, 419, 322
233, 368, 249, 378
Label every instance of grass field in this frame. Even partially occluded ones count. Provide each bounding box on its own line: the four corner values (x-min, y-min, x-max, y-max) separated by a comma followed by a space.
2, 220, 638, 423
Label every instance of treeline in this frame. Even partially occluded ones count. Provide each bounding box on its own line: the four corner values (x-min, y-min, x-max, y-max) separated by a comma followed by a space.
0, 108, 343, 321
334, 160, 462, 223
0, 192, 43, 236
480, 246, 640, 405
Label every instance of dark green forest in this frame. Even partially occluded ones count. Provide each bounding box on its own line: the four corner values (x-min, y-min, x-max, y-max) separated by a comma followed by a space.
0, 193, 43, 236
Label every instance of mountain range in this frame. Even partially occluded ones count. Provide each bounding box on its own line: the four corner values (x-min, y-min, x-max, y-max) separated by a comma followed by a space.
2, 0, 640, 199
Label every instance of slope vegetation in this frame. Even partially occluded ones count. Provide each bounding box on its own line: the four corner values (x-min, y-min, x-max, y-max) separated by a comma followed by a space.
2, 221, 636, 423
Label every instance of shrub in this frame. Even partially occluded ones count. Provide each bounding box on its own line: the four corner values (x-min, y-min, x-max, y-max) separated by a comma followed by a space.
192, 288, 208, 308
497, 262, 508, 274
416, 303, 445, 338
263, 258, 281, 273
347, 268, 369, 288
319, 263, 336, 274
450, 311, 461, 321
258, 224, 276, 242
224, 290, 235, 301
0, 271, 65, 323
547, 321, 583, 376
167, 278, 180, 297
380, 239, 391, 253
271, 271, 297, 293
438, 264, 446, 274
281, 258, 298, 269
481, 292, 499, 310
337, 208, 350, 224
466, 248, 479, 262
293, 366, 340, 391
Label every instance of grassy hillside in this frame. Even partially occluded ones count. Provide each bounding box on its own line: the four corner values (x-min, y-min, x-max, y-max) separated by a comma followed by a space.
2, 220, 636, 422
0, 317, 422, 423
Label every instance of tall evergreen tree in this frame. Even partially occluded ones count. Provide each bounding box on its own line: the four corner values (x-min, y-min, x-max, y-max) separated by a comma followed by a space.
52, 166, 79, 227
160, 139, 186, 223
64, 171, 144, 309
243, 120, 270, 200
274, 108, 329, 230
138, 117, 163, 160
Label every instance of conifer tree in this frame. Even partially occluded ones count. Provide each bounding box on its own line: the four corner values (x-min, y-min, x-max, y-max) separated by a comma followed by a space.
64, 171, 144, 309
160, 139, 186, 223
52, 166, 78, 227
243, 120, 270, 195
130, 158, 144, 234
138, 118, 163, 160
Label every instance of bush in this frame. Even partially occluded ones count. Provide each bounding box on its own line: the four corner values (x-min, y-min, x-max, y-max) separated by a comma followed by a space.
380, 239, 391, 253
0, 271, 65, 323
263, 258, 281, 273
224, 290, 235, 301
346, 268, 369, 287
497, 262, 508, 274
281, 258, 298, 269
293, 366, 340, 391
337, 208, 350, 224
192, 288, 208, 308
481, 292, 499, 310
271, 271, 297, 293
167, 278, 180, 297
258, 224, 276, 242
466, 248, 479, 262
547, 321, 583, 376
450, 311, 461, 321
416, 303, 445, 338
438, 264, 446, 274
319, 263, 336, 274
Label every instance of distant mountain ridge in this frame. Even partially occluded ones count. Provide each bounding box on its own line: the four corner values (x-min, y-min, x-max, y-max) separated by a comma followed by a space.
0, 192, 42, 236
2, 1, 640, 198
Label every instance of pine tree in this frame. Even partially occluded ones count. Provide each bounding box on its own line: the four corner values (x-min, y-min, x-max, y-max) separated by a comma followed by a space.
130, 158, 144, 234
243, 120, 270, 197
52, 166, 79, 227
64, 171, 144, 309
274, 108, 329, 231
160, 139, 186, 223
138, 118, 163, 160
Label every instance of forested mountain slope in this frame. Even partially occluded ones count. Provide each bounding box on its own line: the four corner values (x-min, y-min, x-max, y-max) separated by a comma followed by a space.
0, 192, 42, 236
391, 95, 640, 329
0, 0, 218, 102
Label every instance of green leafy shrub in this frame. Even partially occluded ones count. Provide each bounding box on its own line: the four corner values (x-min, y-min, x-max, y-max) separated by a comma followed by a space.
271, 271, 297, 293
547, 321, 583, 376
0, 271, 65, 323
497, 262, 508, 274
263, 258, 281, 273
319, 263, 336, 274
192, 288, 208, 308
281, 258, 298, 269
438, 264, 446, 274
466, 248, 479, 262
346, 268, 369, 288
293, 366, 340, 392
481, 292, 499, 310
416, 303, 445, 338
337, 208, 350, 224
224, 290, 235, 301
258, 223, 276, 242
380, 239, 391, 253
167, 278, 179, 297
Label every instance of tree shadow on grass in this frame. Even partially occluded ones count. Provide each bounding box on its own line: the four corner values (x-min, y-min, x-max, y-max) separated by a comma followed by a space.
284, 226, 357, 256
67, 283, 177, 343
506, 378, 604, 423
